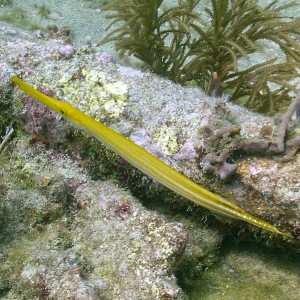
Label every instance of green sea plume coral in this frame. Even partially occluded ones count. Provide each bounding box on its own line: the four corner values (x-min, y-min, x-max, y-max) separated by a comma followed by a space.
100, 0, 200, 82
100, 0, 300, 113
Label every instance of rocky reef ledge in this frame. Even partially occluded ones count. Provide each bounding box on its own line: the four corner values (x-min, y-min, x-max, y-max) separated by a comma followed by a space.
0, 29, 299, 299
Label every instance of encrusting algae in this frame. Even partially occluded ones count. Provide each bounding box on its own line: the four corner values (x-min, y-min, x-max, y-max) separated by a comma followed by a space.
11, 75, 293, 239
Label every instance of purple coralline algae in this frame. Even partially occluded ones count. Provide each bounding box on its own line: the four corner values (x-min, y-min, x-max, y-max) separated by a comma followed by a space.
57, 44, 74, 59
20, 88, 67, 144
202, 151, 237, 180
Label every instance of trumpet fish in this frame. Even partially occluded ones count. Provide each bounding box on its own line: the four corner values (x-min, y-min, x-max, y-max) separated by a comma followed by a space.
11, 75, 292, 238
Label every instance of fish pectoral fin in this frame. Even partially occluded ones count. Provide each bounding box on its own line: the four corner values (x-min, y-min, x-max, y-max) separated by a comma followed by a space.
212, 213, 234, 224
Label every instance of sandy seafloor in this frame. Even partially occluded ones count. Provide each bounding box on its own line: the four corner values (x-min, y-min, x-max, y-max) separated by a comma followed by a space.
1, 0, 300, 299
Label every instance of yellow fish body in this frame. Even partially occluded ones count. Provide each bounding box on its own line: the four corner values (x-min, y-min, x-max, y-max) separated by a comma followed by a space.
11, 75, 292, 238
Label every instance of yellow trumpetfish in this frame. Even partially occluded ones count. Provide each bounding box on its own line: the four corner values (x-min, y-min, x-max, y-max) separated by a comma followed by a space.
11, 75, 292, 238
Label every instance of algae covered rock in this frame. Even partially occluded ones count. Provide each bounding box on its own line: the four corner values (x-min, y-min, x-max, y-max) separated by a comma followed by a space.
0, 137, 188, 299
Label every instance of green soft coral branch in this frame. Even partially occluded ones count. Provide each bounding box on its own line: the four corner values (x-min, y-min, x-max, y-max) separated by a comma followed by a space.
11, 76, 292, 238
